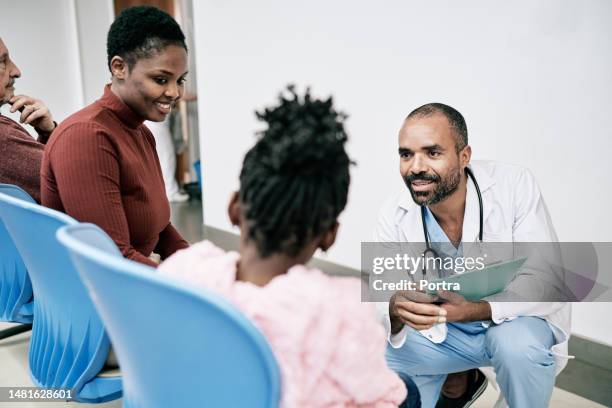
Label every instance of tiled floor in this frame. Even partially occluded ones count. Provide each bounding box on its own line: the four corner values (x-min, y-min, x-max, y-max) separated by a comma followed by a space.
471, 378, 606, 408
0, 325, 120, 408
1, 199, 609, 407
0, 322, 605, 408
169, 199, 205, 245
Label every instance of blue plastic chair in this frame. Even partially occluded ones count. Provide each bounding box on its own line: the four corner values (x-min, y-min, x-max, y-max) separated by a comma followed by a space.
58, 223, 281, 408
0, 184, 35, 339
0, 194, 122, 403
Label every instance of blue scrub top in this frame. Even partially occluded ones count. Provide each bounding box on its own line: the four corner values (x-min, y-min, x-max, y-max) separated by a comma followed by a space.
423, 206, 463, 259
425, 207, 488, 333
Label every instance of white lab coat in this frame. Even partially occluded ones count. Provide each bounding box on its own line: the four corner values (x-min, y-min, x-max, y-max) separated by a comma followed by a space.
375, 160, 571, 376
145, 119, 180, 198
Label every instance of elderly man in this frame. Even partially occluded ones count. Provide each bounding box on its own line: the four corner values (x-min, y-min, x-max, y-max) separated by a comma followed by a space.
376, 103, 570, 408
0, 37, 56, 202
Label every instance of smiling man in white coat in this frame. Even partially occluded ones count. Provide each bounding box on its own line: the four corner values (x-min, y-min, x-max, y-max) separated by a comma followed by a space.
376, 103, 571, 408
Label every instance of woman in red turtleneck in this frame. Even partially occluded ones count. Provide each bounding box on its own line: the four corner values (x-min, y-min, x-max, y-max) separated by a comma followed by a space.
41, 6, 190, 267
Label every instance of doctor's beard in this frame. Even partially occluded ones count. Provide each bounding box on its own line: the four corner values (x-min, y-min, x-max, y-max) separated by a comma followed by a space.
404, 165, 461, 206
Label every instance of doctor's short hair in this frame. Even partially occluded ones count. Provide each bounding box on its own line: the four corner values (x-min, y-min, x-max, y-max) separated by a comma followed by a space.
406, 103, 468, 152
239, 85, 352, 258
106, 6, 187, 70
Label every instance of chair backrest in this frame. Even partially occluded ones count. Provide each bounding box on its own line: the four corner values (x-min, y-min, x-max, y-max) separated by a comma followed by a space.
0, 194, 117, 395
58, 224, 281, 408
0, 184, 35, 323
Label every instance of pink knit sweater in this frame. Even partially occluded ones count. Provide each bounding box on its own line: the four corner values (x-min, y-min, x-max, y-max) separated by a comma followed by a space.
158, 241, 406, 407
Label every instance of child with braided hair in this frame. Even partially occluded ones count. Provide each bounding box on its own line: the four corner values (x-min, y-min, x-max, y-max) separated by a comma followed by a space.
159, 86, 418, 407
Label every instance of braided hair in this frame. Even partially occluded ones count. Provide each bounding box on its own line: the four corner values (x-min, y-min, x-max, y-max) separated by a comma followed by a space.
239, 86, 352, 257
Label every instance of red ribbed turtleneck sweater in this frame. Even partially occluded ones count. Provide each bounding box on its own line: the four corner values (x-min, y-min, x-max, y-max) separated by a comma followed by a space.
41, 85, 188, 267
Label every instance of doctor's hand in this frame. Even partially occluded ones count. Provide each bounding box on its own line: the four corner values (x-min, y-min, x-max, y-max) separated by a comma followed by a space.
437, 290, 492, 322
389, 290, 447, 333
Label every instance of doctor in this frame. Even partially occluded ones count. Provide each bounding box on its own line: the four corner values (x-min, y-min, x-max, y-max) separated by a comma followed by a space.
376, 103, 570, 408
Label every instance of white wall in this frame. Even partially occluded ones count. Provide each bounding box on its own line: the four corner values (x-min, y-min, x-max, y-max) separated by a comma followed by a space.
0, 0, 83, 126
0, 0, 112, 125
193, 0, 612, 344
74, 0, 115, 105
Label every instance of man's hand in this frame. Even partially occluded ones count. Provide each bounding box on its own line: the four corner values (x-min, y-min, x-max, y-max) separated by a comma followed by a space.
437, 290, 492, 322
9, 94, 55, 133
389, 290, 447, 333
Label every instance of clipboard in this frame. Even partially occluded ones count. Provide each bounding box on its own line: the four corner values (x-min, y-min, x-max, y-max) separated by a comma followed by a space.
426, 257, 527, 301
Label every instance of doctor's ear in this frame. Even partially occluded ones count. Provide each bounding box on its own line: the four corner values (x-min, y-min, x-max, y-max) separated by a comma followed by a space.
319, 222, 340, 252
459, 145, 472, 168
227, 191, 241, 227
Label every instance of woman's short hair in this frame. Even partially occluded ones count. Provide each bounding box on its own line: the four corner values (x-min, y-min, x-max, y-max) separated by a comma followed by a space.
106, 6, 187, 70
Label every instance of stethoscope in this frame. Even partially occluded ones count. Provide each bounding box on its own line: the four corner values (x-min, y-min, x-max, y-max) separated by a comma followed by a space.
420, 167, 483, 277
